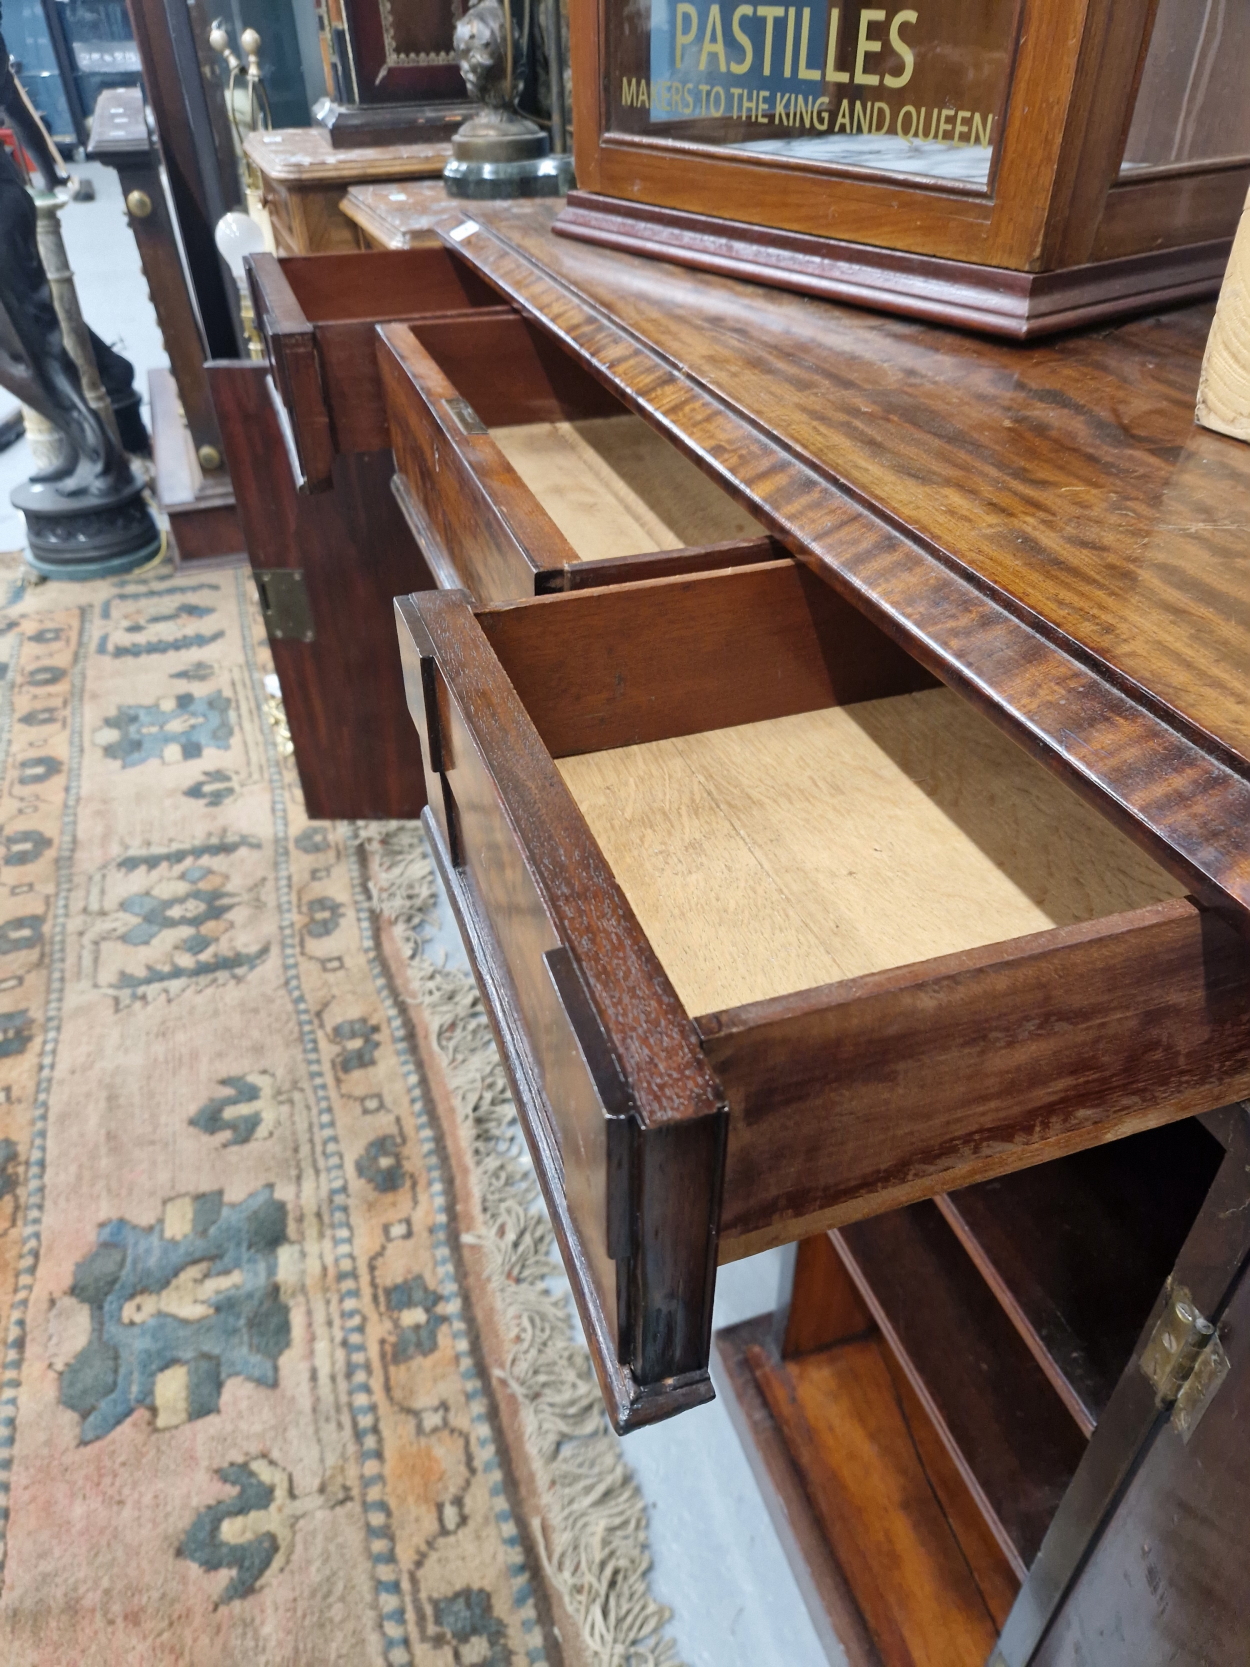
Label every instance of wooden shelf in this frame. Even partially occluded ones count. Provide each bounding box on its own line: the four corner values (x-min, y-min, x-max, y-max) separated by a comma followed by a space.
835, 1203, 1088, 1573
728, 1317, 1010, 1667
937, 1120, 1224, 1433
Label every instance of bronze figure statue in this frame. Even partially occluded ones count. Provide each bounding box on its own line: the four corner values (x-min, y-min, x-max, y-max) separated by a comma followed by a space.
444, 0, 573, 198
0, 11, 159, 574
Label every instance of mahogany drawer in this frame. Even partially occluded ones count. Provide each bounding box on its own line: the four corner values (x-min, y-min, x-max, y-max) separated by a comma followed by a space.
247, 246, 506, 491
395, 560, 1250, 1432
378, 316, 776, 602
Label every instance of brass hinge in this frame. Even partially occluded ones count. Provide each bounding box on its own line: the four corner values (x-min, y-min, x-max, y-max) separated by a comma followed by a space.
1140, 1282, 1230, 1444
254, 569, 314, 643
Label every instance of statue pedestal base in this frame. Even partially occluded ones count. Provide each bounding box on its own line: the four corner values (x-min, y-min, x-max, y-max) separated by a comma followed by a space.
444, 109, 574, 200
443, 154, 573, 198
12, 470, 162, 580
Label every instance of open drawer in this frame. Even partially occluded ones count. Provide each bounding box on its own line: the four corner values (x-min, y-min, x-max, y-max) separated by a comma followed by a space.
247, 246, 507, 491
378, 317, 774, 602
394, 561, 1250, 1431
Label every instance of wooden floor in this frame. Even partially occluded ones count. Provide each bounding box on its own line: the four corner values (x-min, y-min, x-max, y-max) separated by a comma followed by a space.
492, 413, 761, 560
558, 687, 1184, 1015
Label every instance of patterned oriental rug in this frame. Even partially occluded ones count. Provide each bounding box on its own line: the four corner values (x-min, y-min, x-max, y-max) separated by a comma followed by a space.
0, 554, 679, 1667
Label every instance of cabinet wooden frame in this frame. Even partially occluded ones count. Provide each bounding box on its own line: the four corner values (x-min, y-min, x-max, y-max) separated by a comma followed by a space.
395, 565, 1250, 1429
562, 0, 1249, 335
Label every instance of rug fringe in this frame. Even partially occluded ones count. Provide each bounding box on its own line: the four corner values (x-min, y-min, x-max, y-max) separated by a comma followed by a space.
360, 824, 684, 1667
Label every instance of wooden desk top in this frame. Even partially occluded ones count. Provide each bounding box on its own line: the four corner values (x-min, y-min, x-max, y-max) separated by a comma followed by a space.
341, 180, 455, 249
245, 126, 450, 185
433, 202, 1250, 924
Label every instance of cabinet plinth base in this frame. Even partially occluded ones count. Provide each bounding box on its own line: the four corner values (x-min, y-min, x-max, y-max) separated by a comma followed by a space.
554, 194, 1231, 340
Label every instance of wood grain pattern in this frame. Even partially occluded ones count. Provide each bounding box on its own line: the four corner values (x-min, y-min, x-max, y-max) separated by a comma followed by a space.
752, 1337, 1001, 1667
380, 319, 767, 600
558, 687, 1183, 1015
708, 898, 1250, 1258
397, 590, 727, 1410
781, 1232, 873, 1359
1196, 185, 1250, 444
996, 1108, 1250, 1665
568, 0, 1203, 276
435, 214, 1250, 934
342, 180, 462, 250
269, 246, 498, 320
715, 1317, 880, 1667
381, 322, 581, 599
537, 533, 782, 592
317, 308, 516, 455
556, 195, 1232, 340
478, 560, 935, 756
245, 125, 451, 183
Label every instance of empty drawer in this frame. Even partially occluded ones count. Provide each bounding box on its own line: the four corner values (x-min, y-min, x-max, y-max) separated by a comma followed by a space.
379, 316, 778, 601
396, 560, 1250, 1430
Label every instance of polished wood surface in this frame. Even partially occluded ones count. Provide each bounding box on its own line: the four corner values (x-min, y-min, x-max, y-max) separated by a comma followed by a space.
757, 1337, 1003, 1667
434, 209, 1250, 931
716, 1314, 879, 1667
572, 0, 1160, 270
401, 565, 1250, 1426
245, 126, 451, 184
556, 196, 1232, 340
726, 1117, 1236, 1662
566, 0, 1246, 322
837, 1207, 1088, 1572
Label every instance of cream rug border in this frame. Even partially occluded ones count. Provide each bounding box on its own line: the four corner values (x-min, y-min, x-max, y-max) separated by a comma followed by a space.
363, 826, 684, 1667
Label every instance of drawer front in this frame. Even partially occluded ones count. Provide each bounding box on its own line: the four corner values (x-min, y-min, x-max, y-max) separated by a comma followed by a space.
248, 253, 335, 493
396, 591, 726, 1432
382, 324, 579, 601
704, 902, 1250, 1259
248, 248, 507, 490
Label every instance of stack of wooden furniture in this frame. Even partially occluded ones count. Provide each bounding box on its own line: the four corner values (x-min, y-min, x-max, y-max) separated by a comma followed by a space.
244, 127, 452, 254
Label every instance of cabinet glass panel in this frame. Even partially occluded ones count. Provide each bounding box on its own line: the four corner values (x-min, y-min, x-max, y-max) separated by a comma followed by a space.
1120, 0, 1250, 175
607, 0, 1020, 189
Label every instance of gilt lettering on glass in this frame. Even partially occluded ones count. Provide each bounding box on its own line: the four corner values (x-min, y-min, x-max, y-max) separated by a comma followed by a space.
609, 0, 1019, 188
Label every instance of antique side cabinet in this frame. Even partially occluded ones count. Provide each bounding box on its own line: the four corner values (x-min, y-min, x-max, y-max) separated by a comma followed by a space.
559, 0, 1250, 335
377, 205, 1250, 1664
210, 196, 1250, 1658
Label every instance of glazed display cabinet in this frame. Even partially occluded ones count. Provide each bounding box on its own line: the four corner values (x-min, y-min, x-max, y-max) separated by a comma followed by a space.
560, 0, 1250, 334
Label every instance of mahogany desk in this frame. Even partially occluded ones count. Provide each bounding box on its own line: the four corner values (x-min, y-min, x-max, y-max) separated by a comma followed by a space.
222, 208, 1250, 1659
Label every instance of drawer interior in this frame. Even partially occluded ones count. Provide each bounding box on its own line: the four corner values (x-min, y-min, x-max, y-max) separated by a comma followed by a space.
480, 560, 1183, 1017
491, 415, 763, 561
275, 246, 499, 322
557, 688, 1183, 1015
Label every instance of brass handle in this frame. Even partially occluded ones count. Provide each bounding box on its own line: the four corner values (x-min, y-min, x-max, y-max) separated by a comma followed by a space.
125, 189, 153, 219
